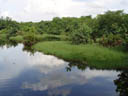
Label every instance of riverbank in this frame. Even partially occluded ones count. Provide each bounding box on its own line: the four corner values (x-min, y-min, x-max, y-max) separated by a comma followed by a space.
33, 41, 128, 69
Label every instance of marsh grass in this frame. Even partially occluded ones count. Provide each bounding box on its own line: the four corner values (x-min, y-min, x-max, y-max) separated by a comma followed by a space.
42, 34, 69, 41
9, 35, 24, 43
0, 34, 7, 42
33, 41, 128, 69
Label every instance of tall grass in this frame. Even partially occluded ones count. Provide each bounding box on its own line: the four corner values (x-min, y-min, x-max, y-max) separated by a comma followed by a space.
9, 35, 24, 43
33, 41, 128, 69
0, 34, 8, 45
42, 34, 69, 41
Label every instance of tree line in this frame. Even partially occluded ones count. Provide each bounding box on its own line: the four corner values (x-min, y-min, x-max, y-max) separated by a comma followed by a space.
0, 10, 128, 49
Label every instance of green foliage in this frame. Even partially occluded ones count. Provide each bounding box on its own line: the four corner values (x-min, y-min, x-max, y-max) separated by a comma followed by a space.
40, 34, 69, 41
123, 35, 128, 50
0, 10, 128, 49
9, 35, 23, 43
22, 26, 40, 46
42, 34, 61, 41
99, 34, 123, 47
34, 35, 43, 42
23, 33, 35, 46
0, 11, 128, 68
7, 27, 19, 37
59, 35, 70, 41
0, 34, 8, 43
71, 24, 92, 44
96, 10, 126, 36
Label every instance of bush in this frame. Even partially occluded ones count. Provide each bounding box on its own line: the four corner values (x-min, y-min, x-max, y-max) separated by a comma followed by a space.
99, 34, 123, 47
70, 24, 92, 44
23, 34, 36, 46
123, 36, 128, 50
22, 33, 68, 46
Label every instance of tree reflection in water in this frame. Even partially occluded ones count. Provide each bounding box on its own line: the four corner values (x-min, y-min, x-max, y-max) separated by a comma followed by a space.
66, 62, 87, 72
66, 62, 128, 96
114, 70, 128, 96
23, 44, 36, 54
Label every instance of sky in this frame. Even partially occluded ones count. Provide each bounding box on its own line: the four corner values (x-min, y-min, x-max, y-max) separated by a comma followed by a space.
0, 0, 128, 22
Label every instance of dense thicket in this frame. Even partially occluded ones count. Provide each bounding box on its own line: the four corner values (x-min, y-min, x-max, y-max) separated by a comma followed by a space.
0, 10, 128, 49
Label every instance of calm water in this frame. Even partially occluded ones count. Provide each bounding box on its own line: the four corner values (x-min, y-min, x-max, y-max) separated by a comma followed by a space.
0, 44, 124, 96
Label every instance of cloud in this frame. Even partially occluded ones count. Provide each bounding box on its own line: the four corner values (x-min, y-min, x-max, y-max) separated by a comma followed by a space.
0, 0, 128, 21
0, 11, 9, 17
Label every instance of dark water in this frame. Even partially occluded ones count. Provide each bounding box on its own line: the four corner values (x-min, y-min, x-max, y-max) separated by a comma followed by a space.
0, 44, 125, 96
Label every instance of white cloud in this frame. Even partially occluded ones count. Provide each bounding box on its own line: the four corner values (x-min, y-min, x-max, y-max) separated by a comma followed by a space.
0, 11, 9, 17
0, 0, 128, 21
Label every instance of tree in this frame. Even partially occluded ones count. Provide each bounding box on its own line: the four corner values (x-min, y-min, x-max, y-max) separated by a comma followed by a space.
23, 26, 37, 46
96, 10, 126, 36
71, 23, 92, 44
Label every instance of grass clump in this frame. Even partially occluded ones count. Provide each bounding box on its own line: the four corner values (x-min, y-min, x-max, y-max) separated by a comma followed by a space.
9, 35, 24, 43
0, 34, 8, 44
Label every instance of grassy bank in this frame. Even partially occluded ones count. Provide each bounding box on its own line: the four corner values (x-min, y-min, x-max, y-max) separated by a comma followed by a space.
33, 41, 128, 69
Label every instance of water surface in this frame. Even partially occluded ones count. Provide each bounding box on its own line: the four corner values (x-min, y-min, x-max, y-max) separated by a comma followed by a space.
0, 44, 123, 96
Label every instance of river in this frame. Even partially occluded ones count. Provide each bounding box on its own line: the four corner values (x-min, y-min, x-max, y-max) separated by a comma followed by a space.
0, 44, 124, 96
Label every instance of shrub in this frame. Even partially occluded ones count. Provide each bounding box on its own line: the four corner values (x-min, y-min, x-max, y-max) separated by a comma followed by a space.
123, 36, 128, 50
70, 24, 92, 44
23, 34, 36, 46
99, 34, 123, 47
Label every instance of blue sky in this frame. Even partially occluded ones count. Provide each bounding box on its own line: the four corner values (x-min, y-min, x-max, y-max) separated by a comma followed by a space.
0, 0, 128, 22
